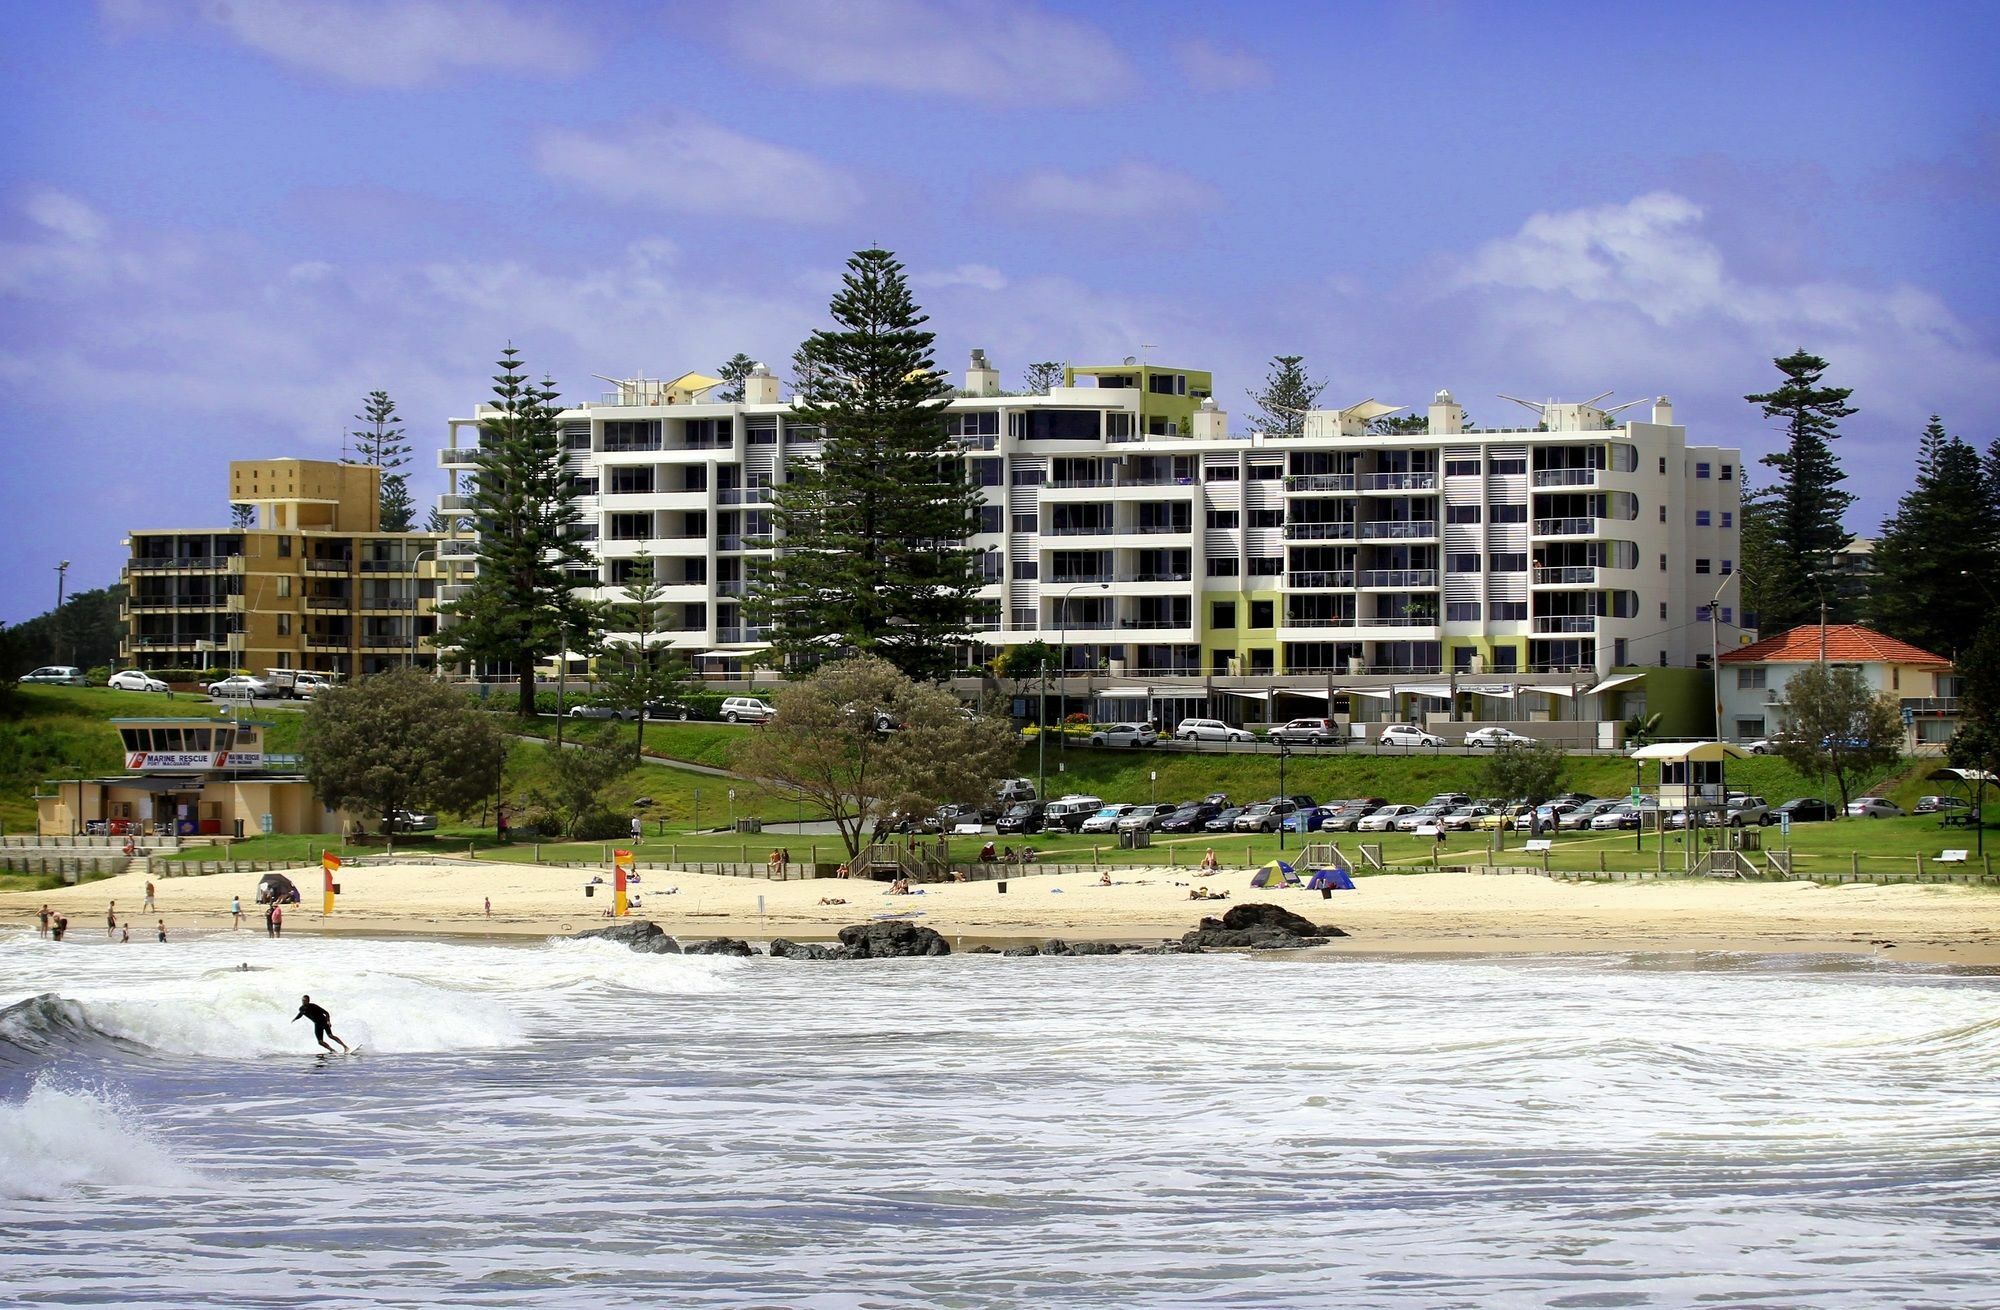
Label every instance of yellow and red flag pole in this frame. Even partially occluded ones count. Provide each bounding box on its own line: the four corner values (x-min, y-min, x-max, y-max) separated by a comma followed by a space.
322, 851, 341, 916
613, 849, 632, 917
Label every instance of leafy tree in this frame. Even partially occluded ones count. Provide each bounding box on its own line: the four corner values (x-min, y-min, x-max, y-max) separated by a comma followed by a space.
301, 668, 504, 850
1947, 616, 2000, 850
436, 348, 597, 716
1246, 355, 1326, 437
350, 391, 415, 532
1021, 361, 1065, 395
1868, 416, 2000, 656
535, 727, 631, 839
1478, 738, 1568, 806
1623, 712, 1663, 747
595, 550, 694, 762
992, 638, 1055, 683
1769, 662, 1902, 812
1368, 413, 1427, 435
230, 502, 255, 529
732, 656, 1020, 857
715, 353, 758, 403
1735, 481, 1785, 631
1744, 350, 1856, 629
746, 249, 984, 682
7, 584, 125, 673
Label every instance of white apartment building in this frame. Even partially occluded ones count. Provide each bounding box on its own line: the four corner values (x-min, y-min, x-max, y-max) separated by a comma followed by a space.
438, 354, 1741, 734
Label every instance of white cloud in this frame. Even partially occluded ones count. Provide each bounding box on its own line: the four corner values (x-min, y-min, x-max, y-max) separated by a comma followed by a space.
919, 263, 1008, 292
101, 0, 591, 87
714, 0, 1135, 106
1175, 40, 1272, 92
23, 188, 110, 245
1005, 162, 1219, 224
534, 116, 863, 224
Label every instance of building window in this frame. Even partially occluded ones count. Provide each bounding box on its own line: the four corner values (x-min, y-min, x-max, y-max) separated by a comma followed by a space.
276, 614, 291, 637
1206, 510, 1239, 529
1446, 552, 1480, 573
1660, 602, 1668, 619
1248, 464, 1282, 481
1488, 503, 1526, 523
1249, 557, 1283, 576
1444, 458, 1480, 477
276, 576, 291, 598
1011, 467, 1044, 486
1614, 637, 1628, 665
1721, 559, 1733, 574
1206, 557, 1239, 577
1106, 412, 1134, 440
1445, 504, 1482, 524
1491, 645, 1518, 672
1721, 464, 1734, 480
277, 537, 292, 557
972, 458, 1002, 487
1014, 561, 1038, 579
1490, 601, 1527, 621
1445, 602, 1481, 622
1204, 465, 1239, 482
979, 505, 1003, 534
1696, 509, 1711, 526
1488, 552, 1527, 572
1737, 667, 1767, 690
1659, 505, 1667, 522
1696, 462, 1711, 478
1721, 606, 1733, 625
1696, 558, 1711, 574
1212, 601, 1236, 629
1249, 600, 1274, 629
1722, 511, 1733, 528
1488, 456, 1526, 475
1659, 457, 1667, 474
1249, 508, 1284, 528
1660, 554, 1668, 571
1011, 513, 1038, 533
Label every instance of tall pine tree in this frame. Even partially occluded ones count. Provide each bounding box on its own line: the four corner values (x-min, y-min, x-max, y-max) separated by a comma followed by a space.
745, 248, 983, 683
437, 348, 596, 716
1869, 417, 2000, 656
351, 390, 415, 531
1743, 350, 1856, 629
715, 353, 757, 402
1246, 355, 1326, 437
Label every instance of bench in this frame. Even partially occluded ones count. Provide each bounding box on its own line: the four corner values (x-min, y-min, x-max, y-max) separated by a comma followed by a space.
1523, 839, 1553, 854
1941, 813, 1974, 828
1936, 849, 1970, 864
951, 823, 985, 836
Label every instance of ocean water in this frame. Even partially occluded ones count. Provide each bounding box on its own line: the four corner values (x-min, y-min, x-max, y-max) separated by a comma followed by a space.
3, 929, 1998, 1309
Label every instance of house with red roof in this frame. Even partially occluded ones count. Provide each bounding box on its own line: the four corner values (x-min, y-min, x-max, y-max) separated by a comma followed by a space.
1716, 623, 1958, 753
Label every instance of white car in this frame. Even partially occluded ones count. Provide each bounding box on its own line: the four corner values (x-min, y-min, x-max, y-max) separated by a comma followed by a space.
1589, 803, 1637, 831
1175, 718, 1254, 743
22, 665, 87, 686
720, 696, 775, 724
1394, 804, 1453, 832
387, 809, 438, 833
207, 674, 271, 699
1079, 804, 1135, 834
1379, 723, 1445, 748
1355, 804, 1417, 832
1088, 722, 1158, 747
1116, 804, 1172, 832
1464, 726, 1535, 749
107, 669, 170, 693
1846, 797, 1904, 819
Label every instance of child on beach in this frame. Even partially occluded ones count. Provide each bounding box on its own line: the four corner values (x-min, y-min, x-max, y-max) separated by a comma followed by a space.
156, 920, 167, 942
231, 895, 242, 930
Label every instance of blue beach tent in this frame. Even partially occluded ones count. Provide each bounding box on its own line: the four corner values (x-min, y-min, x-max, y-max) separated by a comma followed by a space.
1306, 867, 1356, 891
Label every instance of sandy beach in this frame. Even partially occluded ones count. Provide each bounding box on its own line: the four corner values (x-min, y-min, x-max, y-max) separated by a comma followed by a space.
7, 859, 1999, 963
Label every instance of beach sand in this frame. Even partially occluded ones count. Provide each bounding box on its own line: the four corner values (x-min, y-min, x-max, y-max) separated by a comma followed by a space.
7, 859, 2000, 963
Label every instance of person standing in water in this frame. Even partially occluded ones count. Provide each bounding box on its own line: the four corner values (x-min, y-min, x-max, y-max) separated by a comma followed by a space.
52, 914, 68, 941
231, 895, 242, 930
156, 919, 167, 942
270, 902, 284, 938
293, 995, 349, 1053
38, 904, 51, 937
120, 922, 130, 944
106, 901, 118, 938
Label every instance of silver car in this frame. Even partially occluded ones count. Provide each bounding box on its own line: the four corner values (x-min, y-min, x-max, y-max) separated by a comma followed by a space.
207, 674, 271, 699
1088, 722, 1158, 747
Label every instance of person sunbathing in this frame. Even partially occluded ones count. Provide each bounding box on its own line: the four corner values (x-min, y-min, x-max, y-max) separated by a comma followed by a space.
1099, 871, 1112, 886
818, 896, 848, 906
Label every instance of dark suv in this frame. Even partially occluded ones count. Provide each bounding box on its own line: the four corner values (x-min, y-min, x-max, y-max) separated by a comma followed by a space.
995, 801, 1045, 835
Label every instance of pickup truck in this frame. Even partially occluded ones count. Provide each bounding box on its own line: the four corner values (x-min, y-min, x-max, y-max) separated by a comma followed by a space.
263, 669, 340, 699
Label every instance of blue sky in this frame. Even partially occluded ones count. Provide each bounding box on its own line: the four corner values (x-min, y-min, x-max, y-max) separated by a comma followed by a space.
3, 0, 1996, 623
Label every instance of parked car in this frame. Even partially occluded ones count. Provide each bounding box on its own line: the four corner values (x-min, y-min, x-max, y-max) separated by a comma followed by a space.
1724, 795, 1769, 827
22, 665, 88, 686
1378, 723, 1445, 748
1079, 804, 1135, 834
106, 669, 169, 693
1281, 806, 1325, 834
1157, 803, 1221, 833
1233, 803, 1284, 833
995, 801, 1045, 835
935, 802, 988, 831
1769, 797, 1838, 824
1088, 722, 1158, 748
1478, 804, 1533, 831
1423, 792, 1473, 809
1317, 801, 1380, 832
1200, 792, 1232, 807
207, 674, 272, 699
1175, 718, 1255, 743
1116, 804, 1174, 833
1394, 804, 1454, 832
1441, 805, 1495, 831
1913, 795, 1970, 814
1463, 726, 1536, 749
1847, 797, 1905, 819
568, 701, 638, 720
720, 697, 776, 724
1558, 799, 1617, 830
1743, 738, 1776, 755
1203, 807, 1247, 832
1356, 804, 1418, 832
1042, 796, 1106, 833
386, 809, 438, 833
643, 700, 694, 721
995, 778, 1037, 805
1589, 803, 1638, 831
1268, 717, 1342, 746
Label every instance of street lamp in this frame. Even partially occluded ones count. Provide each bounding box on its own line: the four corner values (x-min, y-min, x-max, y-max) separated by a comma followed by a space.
54, 560, 70, 666
1276, 738, 1290, 851
1708, 569, 1739, 737
409, 548, 437, 669
1057, 580, 1111, 752
1036, 657, 1049, 801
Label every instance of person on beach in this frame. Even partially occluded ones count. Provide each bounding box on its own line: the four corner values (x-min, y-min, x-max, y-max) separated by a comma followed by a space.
1201, 848, 1219, 872
292, 995, 349, 1053
38, 904, 52, 937
767, 848, 780, 875
484, 896, 492, 918
156, 919, 167, 943
780, 848, 791, 874
120, 922, 130, 943
52, 915, 68, 941
107, 901, 118, 937
231, 895, 243, 930
271, 903, 284, 938
496, 803, 510, 844
143, 880, 157, 912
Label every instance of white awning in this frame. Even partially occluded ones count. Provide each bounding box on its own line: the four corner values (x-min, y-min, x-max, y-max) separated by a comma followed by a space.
1526, 684, 1576, 698
1395, 683, 1454, 700
1462, 684, 1518, 700
1587, 674, 1643, 696
1337, 686, 1396, 700
1218, 688, 1273, 701
1274, 688, 1333, 700
1098, 686, 1151, 699
695, 647, 768, 658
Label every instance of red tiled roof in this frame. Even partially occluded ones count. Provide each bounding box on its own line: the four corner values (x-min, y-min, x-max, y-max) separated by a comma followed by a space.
1718, 623, 1951, 668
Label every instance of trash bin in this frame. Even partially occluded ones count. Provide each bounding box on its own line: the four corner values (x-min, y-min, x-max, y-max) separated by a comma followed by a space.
997, 881, 1008, 894
233, 817, 245, 840
735, 817, 763, 833
1118, 830, 1151, 849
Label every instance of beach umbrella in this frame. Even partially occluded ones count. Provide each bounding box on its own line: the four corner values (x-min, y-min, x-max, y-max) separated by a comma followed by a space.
255, 872, 298, 904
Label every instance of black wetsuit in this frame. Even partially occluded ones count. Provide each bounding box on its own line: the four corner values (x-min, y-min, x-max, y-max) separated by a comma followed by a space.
296, 1001, 334, 1041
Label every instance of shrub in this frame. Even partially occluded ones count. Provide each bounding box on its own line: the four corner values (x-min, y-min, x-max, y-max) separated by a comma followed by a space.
571, 807, 631, 841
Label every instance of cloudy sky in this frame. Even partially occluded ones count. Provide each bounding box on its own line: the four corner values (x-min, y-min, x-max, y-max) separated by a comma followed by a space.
3, 0, 1996, 622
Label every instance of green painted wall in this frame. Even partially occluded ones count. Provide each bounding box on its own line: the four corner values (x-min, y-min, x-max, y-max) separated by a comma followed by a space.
1616, 665, 1710, 737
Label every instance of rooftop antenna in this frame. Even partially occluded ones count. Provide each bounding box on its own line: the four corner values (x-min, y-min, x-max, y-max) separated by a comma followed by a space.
1601, 398, 1648, 416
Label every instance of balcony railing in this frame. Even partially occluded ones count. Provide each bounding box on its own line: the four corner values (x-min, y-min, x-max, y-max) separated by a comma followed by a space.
1284, 522, 1356, 540
1359, 472, 1437, 491
715, 626, 773, 644
1285, 474, 1356, 492
130, 556, 233, 571
128, 595, 231, 609
359, 597, 418, 611
1048, 573, 1114, 584
1282, 615, 1358, 628
1533, 517, 1597, 536
1359, 520, 1437, 540
306, 559, 352, 574
1117, 619, 1194, 630
1533, 468, 1599, 487
1131, 522, 1192, 535
1046, 477, 1118, 489
1288, 571, 1356, 589
439, 446, 479, 464
1044, 524, 1113, 537
306, 597, 351, 610
306, 635, 352, 650
1358, 569, 1437, 587
1358, 615, 1440, 627
1533, 616, 1597, 633
438, 540, 480, 557
439, 495, 475, 512
1533, 566, 1598, 584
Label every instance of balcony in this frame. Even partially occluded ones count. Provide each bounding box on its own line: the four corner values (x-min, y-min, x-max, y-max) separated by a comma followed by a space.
128, 594, 231, 610
1358, 569, 1437, 588
306, 558, 353, 574
306, 596, 351, 611
437, 585, 470, 603
1359, 519, 1437, 540
439, 494, 475, 512
438, 446, 480, 466
1533, 468, 1598, 487
1284, 522, 1356, 541
1117, 618, 1194, 631
1130, 522, 1193, 536
1359, 472, 1437, 492
1358, 615, 1440, 627
1282, 615, 1357, 629
1285, 474, 1356, 492
1532, 566, 1598, 585
716, 626, 774, 644
1045, 477, 1118, 489
1533, 517, 1597, 537
438, 540, 480, 557
1048, 572, 1115, 585
1287, 571, 1355, 589
1044, 524, 1114, 537
359, 596, 418, 611
306, 635, 352, 650
1533, 616, 1598, 633
129, 556, 232, 572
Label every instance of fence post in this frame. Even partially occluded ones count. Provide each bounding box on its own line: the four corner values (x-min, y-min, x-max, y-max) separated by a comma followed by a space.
1598, 851, 1607, 873
1851, 851, 1860, 877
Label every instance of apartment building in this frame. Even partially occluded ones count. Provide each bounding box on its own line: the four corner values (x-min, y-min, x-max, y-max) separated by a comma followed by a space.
121, 460, 443, 676
437, 355, 1740, 733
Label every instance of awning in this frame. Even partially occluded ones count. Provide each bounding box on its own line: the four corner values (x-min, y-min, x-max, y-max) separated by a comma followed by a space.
1526, 684, 1576, 698
1274, 688, 1333, 700
1629, 741, 1752, 762
1587, 674, 1643, 696
1926, 767, 1998, 784
1462, 684, 1518, 700
1336, 687, 1396, 700
693, 649, 767, 659
1098, 686, 1151, 699
1394, 683, 1454, 700
1218, 688, 1273, 701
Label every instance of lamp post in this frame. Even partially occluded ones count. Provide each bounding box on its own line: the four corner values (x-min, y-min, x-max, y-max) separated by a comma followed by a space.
409, 548, 437, 669
1036, 658, 1049, 801
1708, 569, 1738, 738
1276, 738, 1290, 851
54, 560, 70, 667
1056, 580, 1110, 753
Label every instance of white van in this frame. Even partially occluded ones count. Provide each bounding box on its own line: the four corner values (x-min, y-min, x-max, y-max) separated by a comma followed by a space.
1041, 794, 1105, 833
720, 696, 775, 724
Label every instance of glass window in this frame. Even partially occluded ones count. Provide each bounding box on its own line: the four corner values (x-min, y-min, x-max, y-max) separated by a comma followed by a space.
1490, 601, 1527, 620
1011, 467, 1044, 486
1488, 552, 1527, 572
1696, 510, 1711, 526
972, 458, 1002, 486
1204, 465, 1239, 482
1206, 510, 1239, 529
1445, 602, 1481, 622
1695, 462, 1711, 478
1444, 458, 1480, 477
1011, 513, 1037, 533
1014, 560, 1038, 579
979, 505, 1003, 534
1722, 559, 1733, 574
1248, 464, 1282, 481
1721, 464, 1734, 480
1722, 606, 1733, 625
1696, 558, 1711, 574
1488, 457, 1526, 475
1249, 600, 1274, 628
1696, 605, 1712, 621
1249, 557, 1283, 576
1446, 552, 1480, 572
1212, 602, 1236, 629
1445, 504, 1481, 524
1206, 557, 1239, 577
1488, 503, 1526, 523
1722, 511, 1733, 528
1249, 509, 1284, 528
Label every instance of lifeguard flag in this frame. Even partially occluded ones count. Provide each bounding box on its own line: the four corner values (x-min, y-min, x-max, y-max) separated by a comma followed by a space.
322, 851, 341, 915
613, 850, 632, 917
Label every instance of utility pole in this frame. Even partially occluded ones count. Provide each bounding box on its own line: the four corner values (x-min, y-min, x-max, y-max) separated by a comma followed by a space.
54, 560, 70, 666
1036, 658, 1048, 801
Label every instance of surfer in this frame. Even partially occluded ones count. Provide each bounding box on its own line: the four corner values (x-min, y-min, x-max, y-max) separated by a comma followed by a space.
293, 995, 350, 1053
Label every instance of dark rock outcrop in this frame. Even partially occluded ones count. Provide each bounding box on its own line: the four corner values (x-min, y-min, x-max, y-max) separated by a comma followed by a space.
1001, 944, 1042, 957
836, 921, 952, 958
769, 939, 846, 961
574, 921, 680, 953
683, 937, 757, 957
1180, 901, 1348, 951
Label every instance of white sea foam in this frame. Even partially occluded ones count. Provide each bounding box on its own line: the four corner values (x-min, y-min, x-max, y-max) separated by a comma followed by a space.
0, 1080, 196, 1200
